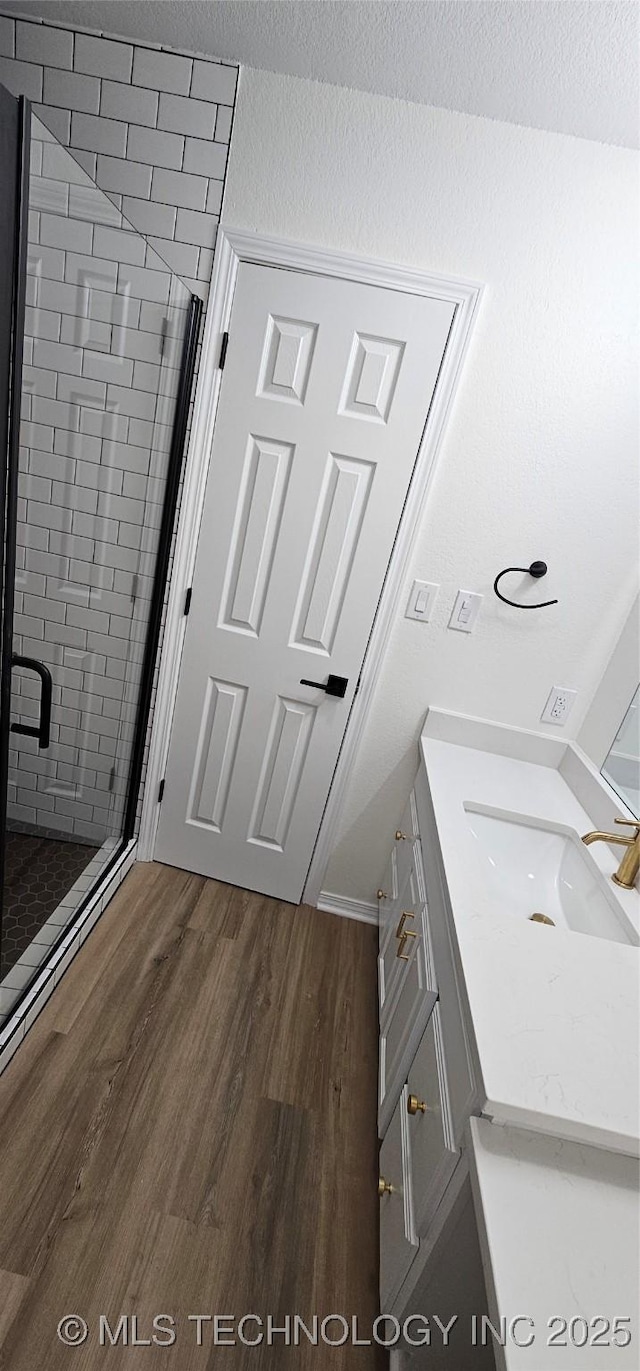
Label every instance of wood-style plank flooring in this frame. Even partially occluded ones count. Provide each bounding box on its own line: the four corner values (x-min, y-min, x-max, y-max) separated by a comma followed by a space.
0, 863, 384, 1368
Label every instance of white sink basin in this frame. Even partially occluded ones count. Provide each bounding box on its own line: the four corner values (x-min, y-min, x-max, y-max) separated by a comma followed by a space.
464, 805, 637, 945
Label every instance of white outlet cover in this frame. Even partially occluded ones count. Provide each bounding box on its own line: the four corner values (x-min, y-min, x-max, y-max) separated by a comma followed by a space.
541, 686, 578, 726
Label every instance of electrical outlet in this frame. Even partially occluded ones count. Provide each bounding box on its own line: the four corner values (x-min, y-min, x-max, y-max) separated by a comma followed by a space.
541, 686, 577, 726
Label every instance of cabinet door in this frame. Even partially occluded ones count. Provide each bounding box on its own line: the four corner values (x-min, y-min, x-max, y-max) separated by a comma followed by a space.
406, 1002, 459, 1235
379, 1089, 418, 1310
379, 914, 438, 1136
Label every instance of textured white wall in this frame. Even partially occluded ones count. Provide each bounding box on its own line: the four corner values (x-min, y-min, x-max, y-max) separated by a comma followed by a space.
224, 68, 639, 904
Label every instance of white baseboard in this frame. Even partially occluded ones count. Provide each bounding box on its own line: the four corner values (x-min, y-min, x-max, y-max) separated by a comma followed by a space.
316, 890, 378, 924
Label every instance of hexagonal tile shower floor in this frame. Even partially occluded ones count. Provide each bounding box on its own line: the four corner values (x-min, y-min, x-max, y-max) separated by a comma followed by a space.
1, 833, 98, 977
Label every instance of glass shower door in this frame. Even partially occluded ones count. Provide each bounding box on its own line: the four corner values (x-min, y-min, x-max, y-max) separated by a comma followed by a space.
1, 108, 199, 1009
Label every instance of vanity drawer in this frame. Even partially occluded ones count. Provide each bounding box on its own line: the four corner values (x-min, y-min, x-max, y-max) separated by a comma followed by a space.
379, 855, 423, 1023
406, 1002, 459, 1235
379, 1088, 418, 1310
379, 917, 438, 1136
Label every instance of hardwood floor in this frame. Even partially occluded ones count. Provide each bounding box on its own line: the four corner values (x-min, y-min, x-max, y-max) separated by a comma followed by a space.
0, 863, 385, 1368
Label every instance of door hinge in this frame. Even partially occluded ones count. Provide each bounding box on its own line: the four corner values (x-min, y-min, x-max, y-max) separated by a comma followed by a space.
158, 778, 165, 803
219, 331, 229, 370
354, 673, 362, 696
184, 587, 192, 616
108, 765, 116, 793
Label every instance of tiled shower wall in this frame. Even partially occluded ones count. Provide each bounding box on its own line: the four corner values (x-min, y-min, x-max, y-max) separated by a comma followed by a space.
0, 13, 238, 841
11, 117, 187, 843
0, 11, 237, 299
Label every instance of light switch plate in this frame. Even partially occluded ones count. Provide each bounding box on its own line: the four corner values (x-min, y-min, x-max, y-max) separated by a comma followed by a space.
449, 589, 483, 633
405, 579, 439, 622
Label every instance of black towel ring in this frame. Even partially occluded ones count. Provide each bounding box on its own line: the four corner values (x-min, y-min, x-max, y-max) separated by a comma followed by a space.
493, 560, 558, 609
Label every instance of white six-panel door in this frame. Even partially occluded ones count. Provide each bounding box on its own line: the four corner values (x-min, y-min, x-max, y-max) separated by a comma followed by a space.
155, 261, 454, 902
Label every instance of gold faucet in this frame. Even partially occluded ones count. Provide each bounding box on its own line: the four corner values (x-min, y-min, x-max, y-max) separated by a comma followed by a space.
582, 819, 640, 890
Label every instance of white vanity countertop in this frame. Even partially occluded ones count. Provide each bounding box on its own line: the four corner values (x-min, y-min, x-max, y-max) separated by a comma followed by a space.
468, 1116, 639, 1370
419, 713, 640, 1154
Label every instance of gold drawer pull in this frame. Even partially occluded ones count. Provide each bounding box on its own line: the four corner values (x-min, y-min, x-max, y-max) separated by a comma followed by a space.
378, 1177, 395, 1196
396, 929, 416, 960
377, 889, 387, 901
395, 830, 407, 841
407, 1094, 427, 1115
395, 909, 415, 939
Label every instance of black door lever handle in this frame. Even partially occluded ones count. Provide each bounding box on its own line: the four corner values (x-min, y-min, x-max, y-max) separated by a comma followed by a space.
10, 653, 52, 748
300, 674, 348, 699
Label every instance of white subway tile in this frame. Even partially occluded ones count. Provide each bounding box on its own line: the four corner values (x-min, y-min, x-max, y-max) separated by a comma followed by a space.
190, 60, 237, 105
42, 140, 91, 185
132, 46, 192, 95
101, 439, 150, 474
61, 314, 112, 352
0, 55, 43, 102
93, 223, 147, 267
34, 105, 71, 144
117, 262, 170, 305
45, 619, 87, 648
98, 491, 145, 524
175, 207, 217, 248
83, 349, 134, 387
158, 92, 216, 139
126, 124, 184, 171
132, 359, 160, 393
33, 338, 83, 375
64, 252, 118, 292
75, 460, 123, 495
54, 428, 101, 462
39, 211, 93, 255
69, 182, 123, 227
28, 500, 73, 534
80, 407, 129, 442
147, 236, 199, 279
32, 396, 80, 431
96, 154, 153, 199
57, 374, 106, 409
100, 79, 158, 128
151, 165, 207, 211
27, 243, 65, 283
38, 278, 87, 315
205, 179, 223, 215
87, 288, 139, 328
0, 16, 14, 58
17, 20, 73, 69
72, 150, 97, 181
107, 383, 156, 421
111, 324, 160, 364
215, 105, 233, 143
22, 364, 57, 399
121, 196, 177, 243
74, 33, 133, 82
44, 67, 100, 115
71, 111, 128, 158
182, 136, 226, 179
29, 174, 69, 214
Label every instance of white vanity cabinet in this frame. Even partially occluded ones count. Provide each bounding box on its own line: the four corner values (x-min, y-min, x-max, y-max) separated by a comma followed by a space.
377, 772, 479, 1319
378, 792, 439, 1137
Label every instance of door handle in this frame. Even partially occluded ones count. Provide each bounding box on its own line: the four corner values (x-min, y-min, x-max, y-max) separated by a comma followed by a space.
11, 654, 52, 749
299, 674, 348, 698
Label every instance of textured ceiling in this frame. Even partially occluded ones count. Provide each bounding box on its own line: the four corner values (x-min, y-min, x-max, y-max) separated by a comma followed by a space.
2, 1, 638, 147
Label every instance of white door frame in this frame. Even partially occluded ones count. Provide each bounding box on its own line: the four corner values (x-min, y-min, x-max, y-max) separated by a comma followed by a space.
139, 227, 483, 905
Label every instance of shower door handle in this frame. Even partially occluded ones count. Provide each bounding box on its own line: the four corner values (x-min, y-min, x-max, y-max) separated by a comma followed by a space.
10, 654, 52, 749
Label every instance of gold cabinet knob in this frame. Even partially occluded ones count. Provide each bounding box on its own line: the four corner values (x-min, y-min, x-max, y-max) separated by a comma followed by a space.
395, 830, 407, 841
396, 929, 416, 960
378, 1177, 395, 1196
407, 1094, 427, 1115
377, 889, 387, 901
395, 910, 415, 939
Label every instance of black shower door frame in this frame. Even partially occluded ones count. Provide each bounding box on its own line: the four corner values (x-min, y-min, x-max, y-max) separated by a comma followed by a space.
0, 85, 203, 1021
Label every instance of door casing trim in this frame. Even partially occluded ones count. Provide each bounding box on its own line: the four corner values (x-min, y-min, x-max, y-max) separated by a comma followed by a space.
139, 227, 483, 904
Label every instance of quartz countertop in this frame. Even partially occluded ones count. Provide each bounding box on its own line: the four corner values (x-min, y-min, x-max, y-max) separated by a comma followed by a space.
468, 1116, 639, 1370
418, 711, 640, 1155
